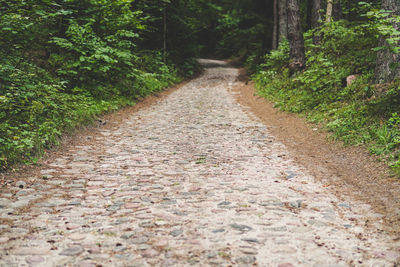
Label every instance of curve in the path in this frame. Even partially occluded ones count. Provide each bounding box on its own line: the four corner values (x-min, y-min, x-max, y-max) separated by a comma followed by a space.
0, 59, 398, 266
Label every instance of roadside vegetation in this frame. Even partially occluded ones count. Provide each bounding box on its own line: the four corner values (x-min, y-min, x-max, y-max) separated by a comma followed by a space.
250, 1, 400, 174
0, 0, 200, 169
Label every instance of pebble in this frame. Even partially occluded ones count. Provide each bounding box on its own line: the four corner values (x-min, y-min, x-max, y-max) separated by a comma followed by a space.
124, 203, 141, 209
240, 247, 258, 255
236, 255, 256, 264
131, 237, 149, 244
65, 223, 80, 230
338, 203, 351, 209
77, 261, 96, 267
154, 220, 167, 226
137, 244, 151, 250
59, 245, 84, 256
68, 200, 82, 206
14, 247, 50, 255
68, 234, 86, 241
139, 221, 153, 228
25, 256, 45, 265
106, 205, 121, 212
0, 198, 11, 208
230, 223, 253, 232
266, 226, 288, 232
218, 201, 231, 206
289, 200, 303, 208
11, 199, 31, 209
170, 229, 183, 237
241, 237, 259, 243
141, 249, 160, 258
308, 220, 328, 227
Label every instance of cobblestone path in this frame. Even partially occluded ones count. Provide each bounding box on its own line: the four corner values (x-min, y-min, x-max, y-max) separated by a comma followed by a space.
0, 59, 399, 266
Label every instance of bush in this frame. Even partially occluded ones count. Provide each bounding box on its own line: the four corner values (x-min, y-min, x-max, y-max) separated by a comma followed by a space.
253, 19, 400, 174
0, 0, 202, 170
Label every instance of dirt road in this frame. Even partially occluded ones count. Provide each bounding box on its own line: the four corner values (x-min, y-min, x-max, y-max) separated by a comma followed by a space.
0, 59, 399, 266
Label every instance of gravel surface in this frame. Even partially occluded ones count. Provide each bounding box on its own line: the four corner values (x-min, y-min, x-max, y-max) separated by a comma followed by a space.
0, 59, 399, 266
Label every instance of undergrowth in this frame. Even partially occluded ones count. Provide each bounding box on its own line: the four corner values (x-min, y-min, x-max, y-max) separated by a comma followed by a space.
0, 0, 200, 171
0, 51, 193, 170
253, 20, 400, 175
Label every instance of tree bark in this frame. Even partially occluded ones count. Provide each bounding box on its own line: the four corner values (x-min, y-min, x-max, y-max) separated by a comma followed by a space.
163, 5, 167, 62
311, 0, 322, 44
272, 0, 279, 49
287, 0, 305, 73
278, 0, 288, 45
326, 0, 333, 23
375, 0, 400, 83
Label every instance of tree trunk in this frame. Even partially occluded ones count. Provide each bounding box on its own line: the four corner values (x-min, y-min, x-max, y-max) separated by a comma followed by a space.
375, 0, 400, 83
333, 0, 342, 21
278, 0, 288, 45
306, 0, 313, 31
311, 0, 322, 44
326, 0, 333, 23
272, 0, 278, 49
287, 0, 306, 73
163, 5, 167, 62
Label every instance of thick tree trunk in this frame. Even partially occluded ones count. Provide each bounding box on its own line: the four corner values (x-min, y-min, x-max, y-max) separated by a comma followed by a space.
272, 0, 279, 49
287, 0, 306, 73
278, 0, 288, 44
311, 0, 322, 44
375, 0, 400, 83
326, 0, 333, 23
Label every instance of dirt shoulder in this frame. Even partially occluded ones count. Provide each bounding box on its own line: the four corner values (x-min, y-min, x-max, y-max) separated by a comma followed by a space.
233, 69, 400, 236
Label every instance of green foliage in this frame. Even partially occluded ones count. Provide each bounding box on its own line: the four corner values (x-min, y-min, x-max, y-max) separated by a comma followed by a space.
259, 39, 290, 72
359, 1, 400, 54
0, 50, 180, 169
0, 0, 200, 170
254, 15, 400, 174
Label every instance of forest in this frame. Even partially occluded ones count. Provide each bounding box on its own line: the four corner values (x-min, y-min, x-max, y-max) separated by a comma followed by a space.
1, 0, 400, 173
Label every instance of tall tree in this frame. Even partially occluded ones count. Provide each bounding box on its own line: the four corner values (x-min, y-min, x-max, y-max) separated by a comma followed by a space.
326, 0, 342, 22
287, 0, 305, 73
326, 0, 333, 22
332, 0, 343, 21
311, 0, 322, 44
272, 0, 279, 49
163, 2, 167, 61
278, 0, 288, 44
375, 0, 400, 83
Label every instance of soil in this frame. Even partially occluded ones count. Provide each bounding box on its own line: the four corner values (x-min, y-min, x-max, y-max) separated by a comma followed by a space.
234, 68, 400, 236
